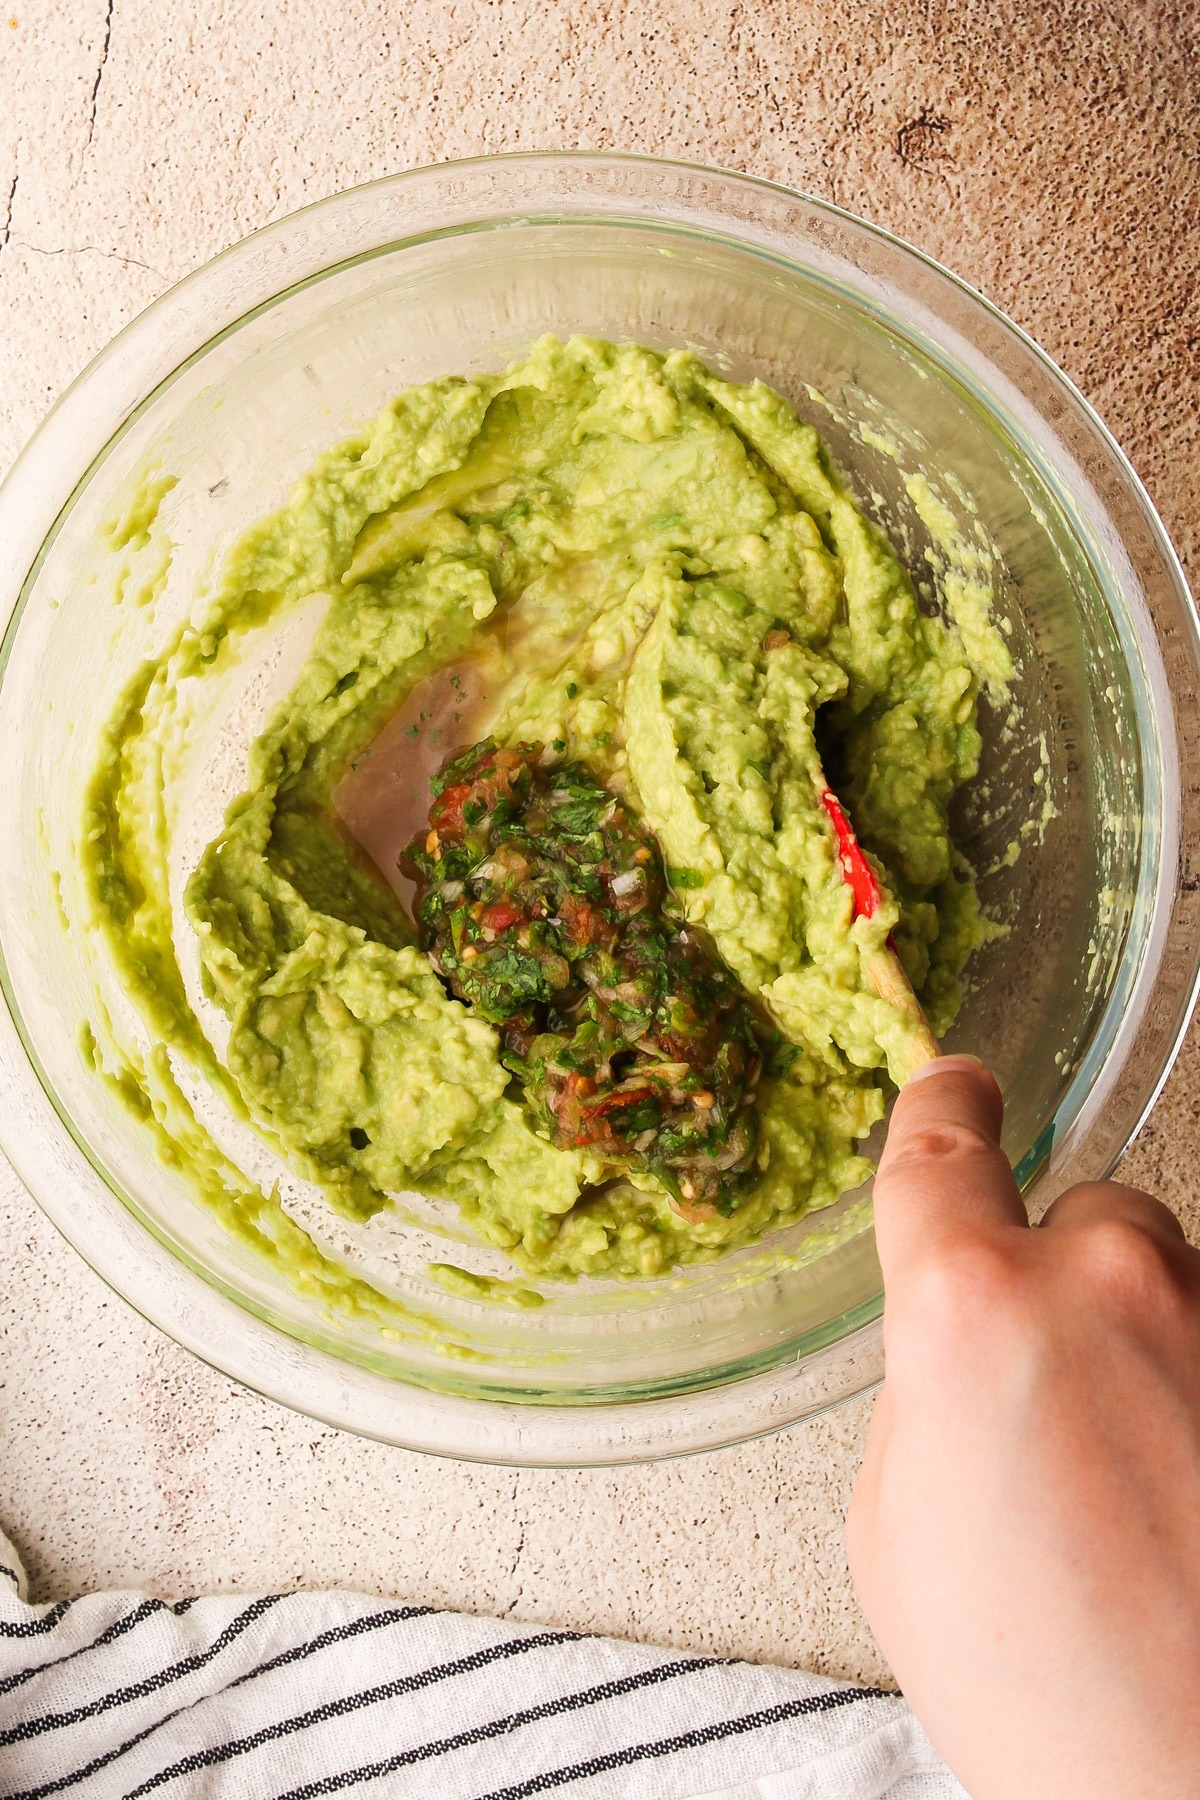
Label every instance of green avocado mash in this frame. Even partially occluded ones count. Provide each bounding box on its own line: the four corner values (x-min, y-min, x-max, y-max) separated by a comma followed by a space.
83, 336, 1011, 1283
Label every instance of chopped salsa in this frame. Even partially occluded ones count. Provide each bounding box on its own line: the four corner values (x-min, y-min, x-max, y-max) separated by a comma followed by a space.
400, 739, 764, 1212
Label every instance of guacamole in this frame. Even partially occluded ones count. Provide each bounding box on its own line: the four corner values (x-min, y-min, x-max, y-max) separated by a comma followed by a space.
84, 337, 1011, 1282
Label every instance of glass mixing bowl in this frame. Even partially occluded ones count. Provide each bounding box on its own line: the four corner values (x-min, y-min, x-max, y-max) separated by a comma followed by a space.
1, 154, 1197, 1466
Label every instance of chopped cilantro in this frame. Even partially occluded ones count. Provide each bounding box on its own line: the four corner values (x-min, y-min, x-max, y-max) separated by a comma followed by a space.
399, 737, 763, 1207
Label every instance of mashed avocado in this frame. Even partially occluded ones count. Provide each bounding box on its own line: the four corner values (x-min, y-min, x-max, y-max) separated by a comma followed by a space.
84, 337, 1010, 1282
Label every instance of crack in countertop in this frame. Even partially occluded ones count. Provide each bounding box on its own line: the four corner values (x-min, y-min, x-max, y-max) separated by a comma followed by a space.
12, 240, 167, 281
84, 0, 114, 154
0, 172, 17, 264
500, 1473, 527, 1618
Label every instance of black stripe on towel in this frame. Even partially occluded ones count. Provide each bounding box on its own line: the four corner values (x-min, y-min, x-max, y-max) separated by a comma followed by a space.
10, 1628, 580, 1800
122, 1631, 583, 1798
0, 1602, 73, 1641
270, 1657, 725, 1799
0, 1564, 23, 1590
474, 1686, 897, 1798
227, 1607, 436, 1690
0, 1600, 432, 1707
0, 1595, 287, 1745
0, 1601, 161, 1699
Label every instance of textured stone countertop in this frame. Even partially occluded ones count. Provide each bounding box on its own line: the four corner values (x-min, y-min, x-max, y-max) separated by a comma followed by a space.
0, 0, 1196, 1685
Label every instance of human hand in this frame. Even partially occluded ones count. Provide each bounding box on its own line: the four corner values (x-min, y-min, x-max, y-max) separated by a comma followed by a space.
846, 1055, 1200, 1800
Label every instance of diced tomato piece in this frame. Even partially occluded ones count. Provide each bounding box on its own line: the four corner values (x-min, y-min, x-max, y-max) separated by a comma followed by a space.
569, 1085, 659, 1151
582, 1085, 656, 1120
430, 746, 536, 837
560, 893, 611, 946
475, 747, 534, 804
429, 782, 472, 836
481, 899, 523, 935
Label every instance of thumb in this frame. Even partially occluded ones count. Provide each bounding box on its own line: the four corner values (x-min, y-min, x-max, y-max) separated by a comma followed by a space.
874, 1055, 1026, 1289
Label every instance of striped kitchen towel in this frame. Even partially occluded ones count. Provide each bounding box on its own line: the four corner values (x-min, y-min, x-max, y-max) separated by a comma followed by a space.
0, 1527, 965, 1799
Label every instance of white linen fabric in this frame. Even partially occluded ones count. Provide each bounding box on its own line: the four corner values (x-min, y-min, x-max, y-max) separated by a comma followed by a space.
0, 1528, 966, 1799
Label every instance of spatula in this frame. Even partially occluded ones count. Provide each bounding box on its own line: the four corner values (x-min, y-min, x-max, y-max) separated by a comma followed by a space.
817, 783, 940, 1084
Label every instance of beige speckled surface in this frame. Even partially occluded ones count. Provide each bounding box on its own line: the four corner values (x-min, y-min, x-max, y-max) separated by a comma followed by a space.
0, 0, 1197, 1684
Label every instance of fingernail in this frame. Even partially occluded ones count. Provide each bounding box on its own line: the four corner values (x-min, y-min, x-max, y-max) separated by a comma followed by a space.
906, 1053, 987, 1086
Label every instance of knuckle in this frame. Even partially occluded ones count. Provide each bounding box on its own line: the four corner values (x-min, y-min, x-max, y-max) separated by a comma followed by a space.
1075, 1216, 1181, 1314
904, 1232, 1022, 1333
